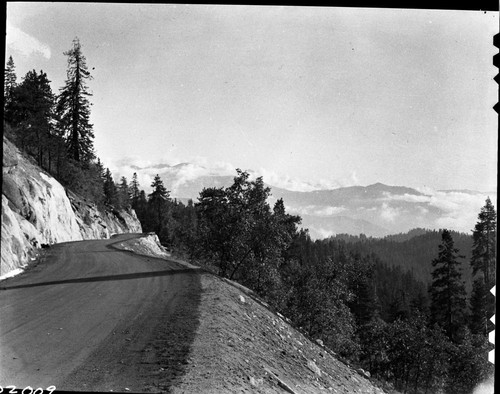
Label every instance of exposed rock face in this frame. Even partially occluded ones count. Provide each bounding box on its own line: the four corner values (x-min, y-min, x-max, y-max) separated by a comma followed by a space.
66, 188, 142, 240
1, 137, 142, 277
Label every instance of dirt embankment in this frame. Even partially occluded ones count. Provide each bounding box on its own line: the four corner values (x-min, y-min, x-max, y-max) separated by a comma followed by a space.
169, 273, 387, 394
118, 236, 387, 394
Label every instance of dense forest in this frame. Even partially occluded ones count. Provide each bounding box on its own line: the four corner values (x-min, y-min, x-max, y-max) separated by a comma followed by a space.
331, 230, 475, 294
4, 41, 495, 394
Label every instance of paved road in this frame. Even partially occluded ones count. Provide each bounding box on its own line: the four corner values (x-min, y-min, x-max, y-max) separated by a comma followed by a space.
0, 234, 201, 392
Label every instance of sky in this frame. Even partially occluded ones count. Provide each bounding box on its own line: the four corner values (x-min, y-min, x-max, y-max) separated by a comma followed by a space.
5, 3, 498, 193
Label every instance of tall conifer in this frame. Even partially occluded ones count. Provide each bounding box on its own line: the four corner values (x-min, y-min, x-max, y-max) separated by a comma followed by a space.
4, 56, 17, 116
103, 168, 118, 206
148, 175, 171, 238
56, 38, 95, 163
118, 176, 131, 208
429, 229, 467, 342
471, 197, 496, 287
130, 172, 141, 208
469, 198, 496, 336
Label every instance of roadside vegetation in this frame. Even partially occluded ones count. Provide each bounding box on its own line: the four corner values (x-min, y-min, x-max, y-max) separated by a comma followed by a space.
4, 41, 495, 394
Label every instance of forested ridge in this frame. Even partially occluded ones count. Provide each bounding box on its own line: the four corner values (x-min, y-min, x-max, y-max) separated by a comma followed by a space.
331, 230, 474, 294
4, 40, 495, 394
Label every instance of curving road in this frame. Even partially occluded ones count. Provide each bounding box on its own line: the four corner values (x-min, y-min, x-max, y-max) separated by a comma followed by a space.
0, 234, 201, 392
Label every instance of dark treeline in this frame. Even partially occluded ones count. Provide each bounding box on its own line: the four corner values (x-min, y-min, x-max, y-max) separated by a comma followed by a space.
4, 41, 495, 394
127, 168, 495, 394
4, 41, 129, 213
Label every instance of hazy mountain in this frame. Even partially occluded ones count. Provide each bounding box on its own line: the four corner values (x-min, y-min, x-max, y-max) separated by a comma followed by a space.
129, 163, 494, 239
264, 183, 445, 239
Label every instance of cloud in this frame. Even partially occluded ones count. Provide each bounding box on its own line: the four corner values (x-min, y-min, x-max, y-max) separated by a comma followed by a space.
6, 21, 51, 59
212, 160, 237, 175
285, 205, 347, 217
252, 167, 355, 192
108, 155, 360, 195
380, 188, 497, 233
107, 155, 235, 194
382, 192, 432, 204
316, 206, 347, 216
346, 170, 359, 186
314, 228, 336, 239
379, 202, 400, 222
168, 163, 215, 193
254, 168, 320, 192
428, 191, 488, 213
417, 206, 429, 215
431, 192, 490, 232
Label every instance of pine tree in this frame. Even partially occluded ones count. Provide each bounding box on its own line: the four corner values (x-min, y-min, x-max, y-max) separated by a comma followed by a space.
56, 37, 95, 163
471, 197, 496, 287
103, 168, 118, 206
429, 229, 467, 342
148, 174, 171, 239
178, 198, 198, 250
96, 158, 105, 179
4, 55, 17, 117
129, 172, 140, 208
469, 198, 496, 337
117, 176, 130, 208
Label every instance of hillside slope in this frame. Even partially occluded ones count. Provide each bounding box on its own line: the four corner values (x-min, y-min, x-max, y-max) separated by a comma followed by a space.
171, 273, 387, 393
1, 136, 142, 277
116, 237, 388, 394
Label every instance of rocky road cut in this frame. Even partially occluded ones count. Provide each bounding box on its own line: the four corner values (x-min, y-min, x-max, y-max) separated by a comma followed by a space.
0, 234, 201, 392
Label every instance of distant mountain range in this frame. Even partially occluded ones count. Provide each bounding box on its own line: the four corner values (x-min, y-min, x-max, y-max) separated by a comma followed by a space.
265, 183, 442, 238
127, 163, 496, 239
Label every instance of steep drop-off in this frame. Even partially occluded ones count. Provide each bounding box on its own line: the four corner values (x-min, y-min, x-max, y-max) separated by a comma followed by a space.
1, 136, 142, 277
